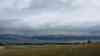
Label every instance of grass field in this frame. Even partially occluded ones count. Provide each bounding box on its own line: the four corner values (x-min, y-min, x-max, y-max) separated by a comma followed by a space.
0, 45, 100, 56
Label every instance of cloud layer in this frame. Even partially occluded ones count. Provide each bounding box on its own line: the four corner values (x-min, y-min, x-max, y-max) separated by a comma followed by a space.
0, 0, 100, 35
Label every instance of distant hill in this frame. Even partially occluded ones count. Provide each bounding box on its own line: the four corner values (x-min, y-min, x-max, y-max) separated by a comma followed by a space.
0, 34, 100, 43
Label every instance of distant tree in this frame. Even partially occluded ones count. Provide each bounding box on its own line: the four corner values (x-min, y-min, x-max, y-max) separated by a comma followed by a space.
87, 40, 91, 44
0, 42, 4, 46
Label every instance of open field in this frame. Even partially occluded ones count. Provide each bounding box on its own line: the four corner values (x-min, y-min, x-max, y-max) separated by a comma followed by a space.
0, 45, 100, 56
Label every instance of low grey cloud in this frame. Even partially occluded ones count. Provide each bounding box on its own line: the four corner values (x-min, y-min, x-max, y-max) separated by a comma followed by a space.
0, 0, 99, 35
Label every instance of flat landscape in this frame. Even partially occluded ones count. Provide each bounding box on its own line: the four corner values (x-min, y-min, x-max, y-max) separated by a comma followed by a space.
0, 44, 100, 56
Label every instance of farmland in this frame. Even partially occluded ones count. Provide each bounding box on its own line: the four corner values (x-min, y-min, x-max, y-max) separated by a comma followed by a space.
0, 44, 100, 56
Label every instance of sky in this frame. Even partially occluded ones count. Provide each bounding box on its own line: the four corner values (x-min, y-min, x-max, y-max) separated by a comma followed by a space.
0, 0, 100, 35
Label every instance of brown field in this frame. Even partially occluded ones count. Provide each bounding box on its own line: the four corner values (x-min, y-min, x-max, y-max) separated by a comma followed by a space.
79, 44, 100, 48
0, 44, 100, 56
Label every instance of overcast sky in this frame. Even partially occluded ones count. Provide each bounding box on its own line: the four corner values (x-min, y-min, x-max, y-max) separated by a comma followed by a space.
0, 0, 100, 35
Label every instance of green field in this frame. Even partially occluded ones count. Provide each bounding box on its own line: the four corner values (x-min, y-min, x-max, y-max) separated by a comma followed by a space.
0, 45, 100, 56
